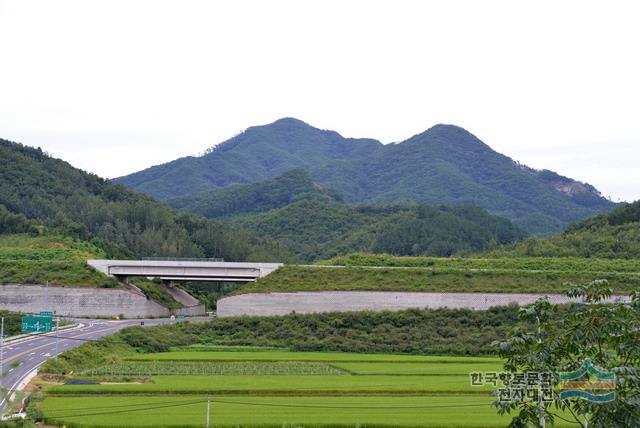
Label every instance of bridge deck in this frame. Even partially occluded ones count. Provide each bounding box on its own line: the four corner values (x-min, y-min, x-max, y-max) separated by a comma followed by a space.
88, 260, 282, 282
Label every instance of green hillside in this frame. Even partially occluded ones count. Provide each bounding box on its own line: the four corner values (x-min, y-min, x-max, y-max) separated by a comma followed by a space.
114, 118, 382, 200
232, 200, 527, 262
0, 139, 288, 262
168, 169, 341, 218
485, 199, 640, 259
115, 118, 614, 234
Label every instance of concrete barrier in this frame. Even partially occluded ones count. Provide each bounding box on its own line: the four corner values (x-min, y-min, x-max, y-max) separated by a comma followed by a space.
216, 291, 631, 317
0, 284, 169, 318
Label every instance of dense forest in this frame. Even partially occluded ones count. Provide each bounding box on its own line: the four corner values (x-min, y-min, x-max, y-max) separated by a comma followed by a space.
485, 200, 640, 259
116, 118, 615, 234
0, 139, 288, 262
233, 199, 527, 261
168, 169, 341, 218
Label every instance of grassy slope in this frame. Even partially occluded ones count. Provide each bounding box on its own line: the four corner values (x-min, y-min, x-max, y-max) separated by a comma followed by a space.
321, 253, 640, 272
0, 233, 118, 287
238, 262, 640, 295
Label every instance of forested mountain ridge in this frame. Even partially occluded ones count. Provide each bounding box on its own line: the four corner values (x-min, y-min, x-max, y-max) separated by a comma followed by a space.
168, 169, 341, 218
0, 138, 288, 261
115, 118, 615, 234
231, 200, 527, 262
484, 200, 640, 259
114, 118, 382, 200
313, 124, 614, 234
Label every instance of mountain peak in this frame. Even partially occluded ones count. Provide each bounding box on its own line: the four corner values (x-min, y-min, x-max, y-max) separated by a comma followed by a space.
422, 124, 483, 143
271, 117, 312, 127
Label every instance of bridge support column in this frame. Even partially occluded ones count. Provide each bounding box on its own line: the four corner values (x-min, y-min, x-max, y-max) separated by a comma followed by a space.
114, 274, 129, 284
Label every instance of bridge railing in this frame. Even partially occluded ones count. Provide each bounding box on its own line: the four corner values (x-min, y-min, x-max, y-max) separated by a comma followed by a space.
141, 257, 225, 262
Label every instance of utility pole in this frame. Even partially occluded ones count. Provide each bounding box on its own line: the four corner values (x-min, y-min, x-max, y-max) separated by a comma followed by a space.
205, 396, 211, 428
1, 317, 4, 390
536, 316, 545, 428
55, 317, 60, 357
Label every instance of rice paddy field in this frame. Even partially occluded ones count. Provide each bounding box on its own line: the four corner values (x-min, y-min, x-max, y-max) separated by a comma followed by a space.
40, 348, 572, 427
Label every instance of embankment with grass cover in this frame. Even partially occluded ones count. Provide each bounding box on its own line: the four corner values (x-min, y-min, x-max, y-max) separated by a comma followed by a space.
0, 234, 119, 287
237, 259, 639, 295
0, 234, 186, 313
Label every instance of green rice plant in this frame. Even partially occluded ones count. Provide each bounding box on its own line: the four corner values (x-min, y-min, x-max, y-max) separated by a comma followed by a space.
82, 361, 347, 377
41, 395, 576, 427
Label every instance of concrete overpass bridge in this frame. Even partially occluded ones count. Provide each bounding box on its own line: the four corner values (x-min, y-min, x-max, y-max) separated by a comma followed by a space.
88, 259, 282, 283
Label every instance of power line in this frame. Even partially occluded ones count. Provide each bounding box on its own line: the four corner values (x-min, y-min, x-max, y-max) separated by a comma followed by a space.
42, 396, 492, 420
44, 399, 206, 419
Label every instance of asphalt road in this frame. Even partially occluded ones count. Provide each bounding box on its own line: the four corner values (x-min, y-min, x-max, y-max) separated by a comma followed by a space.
0, 317, 188, 413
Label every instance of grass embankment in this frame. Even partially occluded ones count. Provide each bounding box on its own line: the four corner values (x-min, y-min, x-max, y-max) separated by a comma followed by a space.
322, 253, 640, 272
238, 256, 640, 294
132, 279, 184, 309
0, 233, 184, 308
0, 233, 119, 287
40, 349, 566, 427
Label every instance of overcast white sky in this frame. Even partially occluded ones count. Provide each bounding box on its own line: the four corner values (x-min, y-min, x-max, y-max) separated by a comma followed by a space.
1, 0, 638, 202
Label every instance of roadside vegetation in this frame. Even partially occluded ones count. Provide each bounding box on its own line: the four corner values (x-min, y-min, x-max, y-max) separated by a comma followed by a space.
41, 306, 519, 379
0, 310, 24, 336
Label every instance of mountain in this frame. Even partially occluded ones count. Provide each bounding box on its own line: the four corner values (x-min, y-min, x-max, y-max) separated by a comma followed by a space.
232, 200, 527, 262
313, 124, 615, 234
168, 169, 341, 218
114, 118, 382, 200
0, 138, 288, 261
115, 119, 615, 234
485, 200, 640, 259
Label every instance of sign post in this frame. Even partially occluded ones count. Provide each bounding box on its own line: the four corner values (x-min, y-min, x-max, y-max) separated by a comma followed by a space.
1, 317, 4, 391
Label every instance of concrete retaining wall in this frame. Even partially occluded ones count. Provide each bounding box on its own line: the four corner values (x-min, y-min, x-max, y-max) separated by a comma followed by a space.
173, 304, 206, 316
0, 284, 169, 318
217, 291, 630, 317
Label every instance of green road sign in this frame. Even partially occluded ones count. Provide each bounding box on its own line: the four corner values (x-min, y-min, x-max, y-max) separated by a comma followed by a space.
177, 314, 185, 321
21, 316, 52, 333
39, 311, 53, 317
